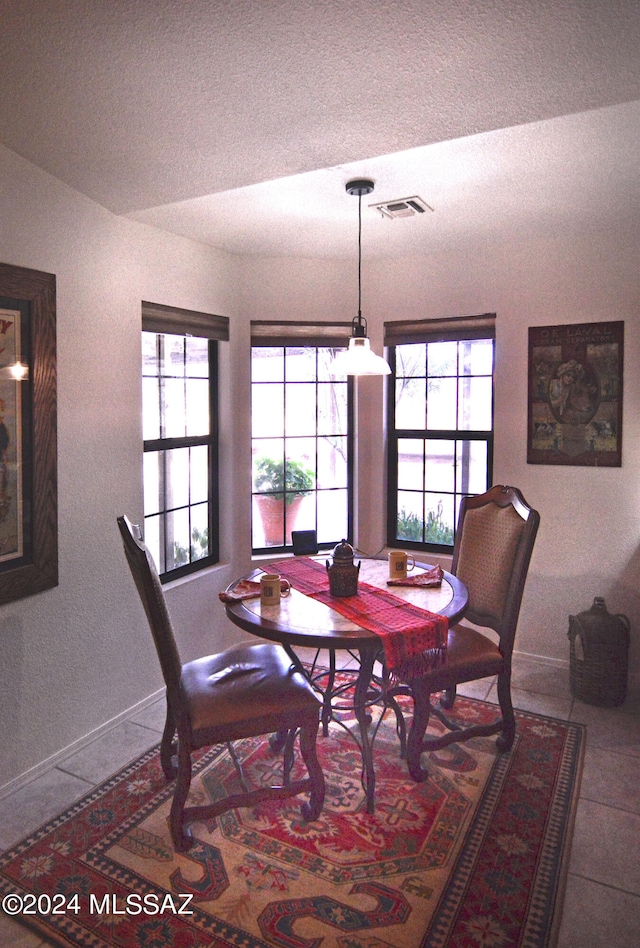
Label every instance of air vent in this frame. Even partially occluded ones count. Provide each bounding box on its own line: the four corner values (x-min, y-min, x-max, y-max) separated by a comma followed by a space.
369, 195, 433, 219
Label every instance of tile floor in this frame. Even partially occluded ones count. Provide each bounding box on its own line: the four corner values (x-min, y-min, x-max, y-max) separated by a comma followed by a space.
1, 655, 639, 947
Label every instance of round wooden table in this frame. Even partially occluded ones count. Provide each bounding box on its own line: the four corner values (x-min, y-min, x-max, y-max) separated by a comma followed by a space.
224, 557, 468, 813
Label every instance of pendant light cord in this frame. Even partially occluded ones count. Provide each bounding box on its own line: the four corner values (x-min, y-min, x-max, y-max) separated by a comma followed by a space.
345, 177, 373, 338
357, 191, 363, 325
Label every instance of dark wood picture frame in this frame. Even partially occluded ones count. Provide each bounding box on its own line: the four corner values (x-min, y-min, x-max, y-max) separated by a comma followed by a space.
528, 320, 623, 467
0, 262, 57, 604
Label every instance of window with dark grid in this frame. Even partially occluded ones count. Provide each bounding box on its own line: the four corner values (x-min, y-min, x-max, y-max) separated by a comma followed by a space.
142, 330, 219, 579
387, 322, 494, 551
251, 344, 353, 554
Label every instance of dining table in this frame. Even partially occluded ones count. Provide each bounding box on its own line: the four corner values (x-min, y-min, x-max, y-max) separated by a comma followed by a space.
222, 555, 468, 813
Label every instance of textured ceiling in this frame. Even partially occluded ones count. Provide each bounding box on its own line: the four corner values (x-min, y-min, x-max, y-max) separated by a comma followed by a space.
1, 0, 639, 258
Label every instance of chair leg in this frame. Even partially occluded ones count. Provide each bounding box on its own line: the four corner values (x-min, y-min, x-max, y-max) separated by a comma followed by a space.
269, 729, 288, 753
440, 686, 457, 710
321, 650, 337, 735
170, 739, 195, 852
387, 692, 408, 757
495, 669, 516, 752
298, 720, 325, 821
406, 682, 432, 783
160, 704, 177, 779
283, 728, 297, 784
227, 741, 250, 792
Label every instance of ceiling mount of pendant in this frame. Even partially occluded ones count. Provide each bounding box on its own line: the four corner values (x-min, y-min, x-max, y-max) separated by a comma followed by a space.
345, 179, 374, 197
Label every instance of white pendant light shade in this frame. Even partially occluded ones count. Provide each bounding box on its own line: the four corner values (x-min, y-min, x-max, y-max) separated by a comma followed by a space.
329, 178, 391, 378
329, 336, 391, 377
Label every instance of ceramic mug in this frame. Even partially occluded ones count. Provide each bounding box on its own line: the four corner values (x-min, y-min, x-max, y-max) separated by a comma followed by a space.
260, 573, 291, 605
388, 550, 415, 579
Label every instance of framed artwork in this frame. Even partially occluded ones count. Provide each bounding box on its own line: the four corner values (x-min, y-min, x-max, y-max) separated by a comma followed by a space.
528, 320, 623, 467
0, 262, 57, 604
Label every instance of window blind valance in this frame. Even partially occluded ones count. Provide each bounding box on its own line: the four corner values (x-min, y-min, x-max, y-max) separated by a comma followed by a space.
384, 313, 496, 346
142, 301, 229, 341
250, 320, 351, 348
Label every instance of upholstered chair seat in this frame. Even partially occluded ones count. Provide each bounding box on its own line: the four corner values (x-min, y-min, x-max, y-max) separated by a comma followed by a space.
181, 643, 321, 737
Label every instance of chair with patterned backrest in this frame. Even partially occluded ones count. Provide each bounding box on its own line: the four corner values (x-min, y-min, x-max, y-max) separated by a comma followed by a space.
391, 485, 540, 782
117, 515, 324, 852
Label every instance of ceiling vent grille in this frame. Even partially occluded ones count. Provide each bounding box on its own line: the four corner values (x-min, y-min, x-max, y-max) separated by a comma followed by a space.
369, 195, 433, 219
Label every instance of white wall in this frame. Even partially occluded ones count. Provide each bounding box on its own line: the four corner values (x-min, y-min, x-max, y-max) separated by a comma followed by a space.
1, 142, 638, 791
0, 146, 247, 790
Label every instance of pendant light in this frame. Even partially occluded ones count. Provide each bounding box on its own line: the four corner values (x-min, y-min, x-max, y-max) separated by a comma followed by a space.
329, 179, 391, 377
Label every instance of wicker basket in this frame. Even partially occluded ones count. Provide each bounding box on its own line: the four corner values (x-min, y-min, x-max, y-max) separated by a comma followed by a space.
568, 597, 630, 707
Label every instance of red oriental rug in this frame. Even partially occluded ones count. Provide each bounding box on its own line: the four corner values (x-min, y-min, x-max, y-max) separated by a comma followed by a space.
0, 692, 584, 947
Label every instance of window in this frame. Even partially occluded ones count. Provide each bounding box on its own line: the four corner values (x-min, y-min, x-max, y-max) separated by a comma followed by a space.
385, 314, 495, 551
250, 322, 353, 554
142, 302, 228, 580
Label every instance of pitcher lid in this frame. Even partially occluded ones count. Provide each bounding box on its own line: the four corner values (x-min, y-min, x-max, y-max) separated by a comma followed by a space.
332, 539, 355, 561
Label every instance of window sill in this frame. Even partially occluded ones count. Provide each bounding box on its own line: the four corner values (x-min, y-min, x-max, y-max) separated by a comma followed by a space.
162, 561, 231, 591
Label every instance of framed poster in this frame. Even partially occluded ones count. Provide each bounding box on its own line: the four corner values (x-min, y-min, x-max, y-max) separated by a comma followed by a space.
0, 301, 25, 561
528, 320, 623, 467
0, 262, 57, 604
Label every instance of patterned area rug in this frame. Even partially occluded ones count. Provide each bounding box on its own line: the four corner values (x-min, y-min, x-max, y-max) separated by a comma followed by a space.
1, 694, 584, 948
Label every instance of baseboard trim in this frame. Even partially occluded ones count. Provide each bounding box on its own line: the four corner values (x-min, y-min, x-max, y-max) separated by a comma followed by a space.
513, 648, 640, 690
513, 649, 569, 669
0, 687, 166, 802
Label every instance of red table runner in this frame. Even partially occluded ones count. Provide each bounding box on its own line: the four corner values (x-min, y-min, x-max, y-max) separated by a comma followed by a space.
271, 557, 448, 679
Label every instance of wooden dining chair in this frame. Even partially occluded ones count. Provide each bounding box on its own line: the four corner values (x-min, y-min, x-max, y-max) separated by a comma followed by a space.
117, 515, 325, 852
390, 485, 540, 782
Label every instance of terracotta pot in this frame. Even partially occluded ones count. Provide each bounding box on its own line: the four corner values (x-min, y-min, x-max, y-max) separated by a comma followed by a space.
255, 494, 304, 546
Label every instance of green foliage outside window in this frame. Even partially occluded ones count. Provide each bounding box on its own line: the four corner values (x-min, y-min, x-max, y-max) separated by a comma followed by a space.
254, 457, 315, 504
174, 527, 209, 567
397, 504, 454, 546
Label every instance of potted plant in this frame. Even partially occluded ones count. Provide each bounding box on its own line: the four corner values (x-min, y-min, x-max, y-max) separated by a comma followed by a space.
254, 457, 314, 546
